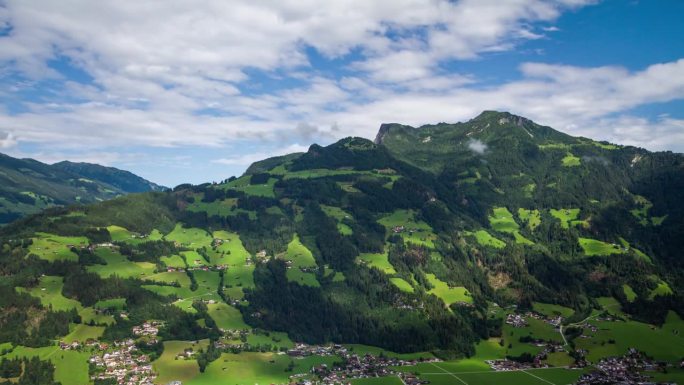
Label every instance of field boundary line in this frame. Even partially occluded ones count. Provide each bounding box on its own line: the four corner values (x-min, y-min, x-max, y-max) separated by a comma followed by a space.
429, 362, 469, 385
522, 369, 557, 385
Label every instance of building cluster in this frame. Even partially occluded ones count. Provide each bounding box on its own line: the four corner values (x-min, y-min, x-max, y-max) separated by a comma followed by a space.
576, 349, 671, 385
300, 344, 439, 384
505, 313, 528, 328
89, 339, 155, 385
132, 321, 162, 338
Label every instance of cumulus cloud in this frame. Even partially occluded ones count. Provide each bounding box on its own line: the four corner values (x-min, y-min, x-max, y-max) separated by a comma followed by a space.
0, 132, 17, 149
0, 0, 682, 186
468, 139, 488, 155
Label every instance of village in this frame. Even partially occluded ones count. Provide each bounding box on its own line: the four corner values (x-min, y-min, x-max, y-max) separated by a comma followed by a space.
576, 349, 676, 385
60, 321, 164, 385
285, 343, 440, 385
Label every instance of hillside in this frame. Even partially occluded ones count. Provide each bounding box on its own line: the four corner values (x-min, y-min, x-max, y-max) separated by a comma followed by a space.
0, 111, 683, 384
0, 153, 165, 225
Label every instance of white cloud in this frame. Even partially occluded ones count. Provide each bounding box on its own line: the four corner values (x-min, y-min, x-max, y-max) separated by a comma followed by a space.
212, 143, 309, 166
0, 131, 17, 149
0, 0, 682, 186
467, 139, 488, 154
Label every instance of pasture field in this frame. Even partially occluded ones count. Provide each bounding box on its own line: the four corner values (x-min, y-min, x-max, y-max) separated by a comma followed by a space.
16, 275, 82, 311
321, 204, 354, 235
394, 340, 501, 375
622, 284, 637, 301
549, 208, 580, 229
488, 207, 519, 233
145, 271, 191, 286
358, 251, 397, 274
502, 316, 563, 358
578, 238, 624, 256
186, 352, 292, 385
561, 153, 581, 167
532, 302, 574, 318
574, 311, 684, 363
351, 376, 403, 385
346, 344, 435, 360
517, 208, 541, 230
210, 231, 251, 266
226, 177, 277, 198
183, 250, 207, 267
513, 231, 534, 245
245, 331, 294, 349
207, 303, 249, 330
223, 265, 255, 299
186, 196, 238, 217
161, 254, 187, 268
390, 277, 414, 293
153, 340, 209, 385
649, 281, 673, 299
425, 273, 472, 305
143, 270, 221, 313
283, 235, 319, 287
86, 247, 156, 279
414, 367, 584, 385
106, 225, 152, 245
62, 323, 105, 343
78, 307, 115, 325
3, 345, 90, 385
165, 223, 213, 248
469, 230, 506, 249
28, 232, 88, 262
378, 209, 437, 248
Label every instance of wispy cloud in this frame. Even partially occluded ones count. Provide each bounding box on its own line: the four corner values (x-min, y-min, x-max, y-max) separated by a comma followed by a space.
467, 139, 488, 155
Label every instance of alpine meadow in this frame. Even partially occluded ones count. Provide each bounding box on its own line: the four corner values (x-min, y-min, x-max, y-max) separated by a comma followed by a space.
0, 1, 683, 385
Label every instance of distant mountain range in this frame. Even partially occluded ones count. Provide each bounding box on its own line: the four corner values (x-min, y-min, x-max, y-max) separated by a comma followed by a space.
0, 153, 165, 224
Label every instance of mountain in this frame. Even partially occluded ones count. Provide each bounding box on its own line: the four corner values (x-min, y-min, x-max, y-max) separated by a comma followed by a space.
0, 111, 683, 384
52, 161, 165, 194
0, 153, 165, 224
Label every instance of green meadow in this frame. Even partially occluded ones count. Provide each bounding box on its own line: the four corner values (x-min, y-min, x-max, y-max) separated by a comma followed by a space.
186, 352, 294, 385
283, 235, 319, 287
574, 311, 684, 363
86, 247, 156, 279
358, 251, 397, 274
425, 273, 472, 305
488, 207, 519, 233
578, 238, 624, 256
62, 323, 105, 343
16, 275, 82, 311
165, 223, 213, 248
207, 303, 250, 330
153, 340, 209, 385
390, 277, 414, 293
549, 208, 581, 229
321, 204, 354, 235
561, 153, 581, 167
3, 345, 90, 385
28, 233, 88, 262
378, 209, 437, 248
468, 230, 506, 249
517, 208, 541, 230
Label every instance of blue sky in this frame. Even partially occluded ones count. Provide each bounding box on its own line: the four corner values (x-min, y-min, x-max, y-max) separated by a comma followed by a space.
0, 0, 683, 187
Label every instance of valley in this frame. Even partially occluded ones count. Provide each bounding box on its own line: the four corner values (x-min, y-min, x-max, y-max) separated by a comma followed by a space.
0, 112, 683, 384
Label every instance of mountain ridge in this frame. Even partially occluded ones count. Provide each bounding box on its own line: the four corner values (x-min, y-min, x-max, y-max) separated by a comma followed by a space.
0, 152, 166, 224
